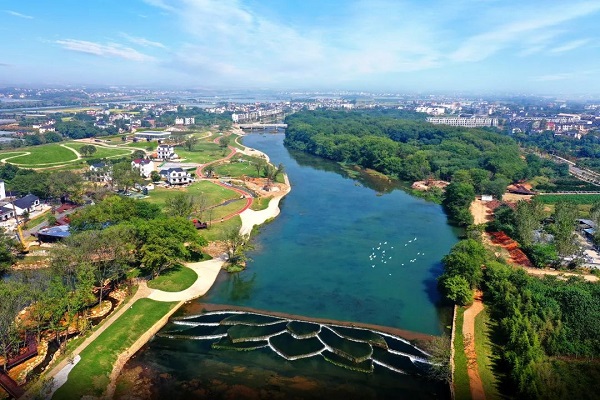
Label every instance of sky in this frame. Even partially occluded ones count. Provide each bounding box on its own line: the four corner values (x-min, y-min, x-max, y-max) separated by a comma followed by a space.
1, 0, 600, 94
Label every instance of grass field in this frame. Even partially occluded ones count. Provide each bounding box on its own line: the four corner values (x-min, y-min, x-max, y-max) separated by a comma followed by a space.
145, 180, 239, 209
147, 264, 197, 292
175, 141, 229, 164
64, 143, 132, 159
213, 157, 262, 178
53, 298, 176, 399
200, 216, 241, 242
119, 141, 158, 150
0, 144, 78, 165
474, 308, 501, 400
454, 307, 472, 400
251, 196, 271, 211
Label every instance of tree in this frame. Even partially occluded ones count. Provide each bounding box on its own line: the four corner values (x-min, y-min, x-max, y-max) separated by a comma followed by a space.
254, 159, 266, 177
514, 199, 544, 248
223, 227, 253, 269
112, 161, 141, 192
183, 136, 199, 151
165, 193, 197, 218
0, 281, 29, 371
79, 145, 97, 157
132, 150, 146, 160
272, 163, 285, 182
443, 182, 475, 226
204, 165, 215, 178
47, 170, 84, 202
150, 170, 161, 183
219, 135, 231, 148
0, 228, 16, 276
439, 275, 473, 305
552, 201, 579, 260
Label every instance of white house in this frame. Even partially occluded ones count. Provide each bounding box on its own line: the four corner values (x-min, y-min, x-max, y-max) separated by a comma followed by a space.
0, 180, 5, 200
157, 144, 175, 160
160, 167, 194, 185
13, 194, 41, 216
0, 205, 15, 221
89, 162, 112, 183
131, 159, 154, 178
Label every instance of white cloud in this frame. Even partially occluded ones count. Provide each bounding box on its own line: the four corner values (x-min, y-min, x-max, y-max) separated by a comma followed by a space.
142, 0, 600, 88
550, 39, 590, 53
120, 33, 166, 49
4, 10, 33, 19
55, 39, 154, 62
450, 2, 600, 62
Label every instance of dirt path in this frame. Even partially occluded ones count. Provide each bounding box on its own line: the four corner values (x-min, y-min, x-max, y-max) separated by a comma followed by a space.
470, 199, 490, 225
522, 266, 599, 282
463, 291, 486, 400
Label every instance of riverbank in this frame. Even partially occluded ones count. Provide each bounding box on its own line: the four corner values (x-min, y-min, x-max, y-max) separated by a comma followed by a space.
23, 133, 292, 399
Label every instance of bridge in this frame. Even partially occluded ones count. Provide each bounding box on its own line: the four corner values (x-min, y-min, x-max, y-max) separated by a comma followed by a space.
237, 123, 287, 129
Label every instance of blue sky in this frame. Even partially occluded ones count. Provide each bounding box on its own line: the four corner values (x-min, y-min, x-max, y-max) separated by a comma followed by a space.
1, 0, 600, 94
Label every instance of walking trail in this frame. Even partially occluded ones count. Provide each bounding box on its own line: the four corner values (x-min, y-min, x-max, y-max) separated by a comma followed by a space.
463, 291, 486, 400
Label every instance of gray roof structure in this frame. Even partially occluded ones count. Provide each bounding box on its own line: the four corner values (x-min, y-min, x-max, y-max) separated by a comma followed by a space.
13, 194, 39, 210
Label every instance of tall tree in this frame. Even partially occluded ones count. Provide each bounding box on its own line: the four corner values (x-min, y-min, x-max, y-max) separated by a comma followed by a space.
0, 281, 29, 371
183, 136, 199, 151
514, 199, 544, 248
552, 201, 580, 261
0, 228, 16, 276
165, 193, 197, 218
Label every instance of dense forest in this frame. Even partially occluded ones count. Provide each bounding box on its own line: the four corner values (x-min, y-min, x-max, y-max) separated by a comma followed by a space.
284, 109, 565, 225
439, 239, 600, 399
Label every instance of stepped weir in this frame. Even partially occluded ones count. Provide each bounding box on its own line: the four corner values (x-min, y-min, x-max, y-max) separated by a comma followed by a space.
159, 304, 438, 377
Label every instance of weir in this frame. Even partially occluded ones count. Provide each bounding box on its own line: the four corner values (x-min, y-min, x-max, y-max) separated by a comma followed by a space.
163, 306, 438, 378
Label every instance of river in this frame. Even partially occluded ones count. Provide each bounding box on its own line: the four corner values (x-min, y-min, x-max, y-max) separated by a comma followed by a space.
115, 132, 459, 399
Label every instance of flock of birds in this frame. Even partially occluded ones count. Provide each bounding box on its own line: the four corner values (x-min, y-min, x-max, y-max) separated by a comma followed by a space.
368, 237, 425, 276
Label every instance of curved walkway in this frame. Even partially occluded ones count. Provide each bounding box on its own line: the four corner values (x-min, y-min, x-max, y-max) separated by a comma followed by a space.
147, 258, 224, 302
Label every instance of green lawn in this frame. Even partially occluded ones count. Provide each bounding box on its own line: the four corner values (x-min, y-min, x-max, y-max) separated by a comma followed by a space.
214, 156, 262, 178
474, 308, 501, 400
120, 141, 158, 150
64, 143, 132, 159
0, 144, 78, 165
175, 141, 229, 164
251, 196, 271, 211
454, 307, 472, 400
145, 180, 240, 210
200, 216, 241, 242
147, 265, 197, 292
52, 298, 177, 400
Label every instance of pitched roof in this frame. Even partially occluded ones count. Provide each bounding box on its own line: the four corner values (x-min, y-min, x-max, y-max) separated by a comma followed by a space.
13, 194, 39, 210
132, 158, 151, 165
0, 206, 13, 215
91, 162, 107, 169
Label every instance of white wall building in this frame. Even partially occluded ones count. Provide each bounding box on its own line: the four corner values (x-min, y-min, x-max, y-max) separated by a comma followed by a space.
157, 144, 175, 160
426, 116, 498, 127
0, 180, 5, 200
131, 159, 154, 178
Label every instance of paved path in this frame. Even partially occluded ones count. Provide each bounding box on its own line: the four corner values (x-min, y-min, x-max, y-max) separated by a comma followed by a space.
47, 355, 80, 399
463, 292, 486, 400
147, 259, 224, 302
22, 284, 150, 399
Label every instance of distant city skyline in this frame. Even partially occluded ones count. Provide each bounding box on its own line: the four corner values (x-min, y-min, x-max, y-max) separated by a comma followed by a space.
1, 0, 600, 95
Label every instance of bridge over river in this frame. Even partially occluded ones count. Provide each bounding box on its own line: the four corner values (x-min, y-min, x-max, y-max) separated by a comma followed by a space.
237, 123, 287, 129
